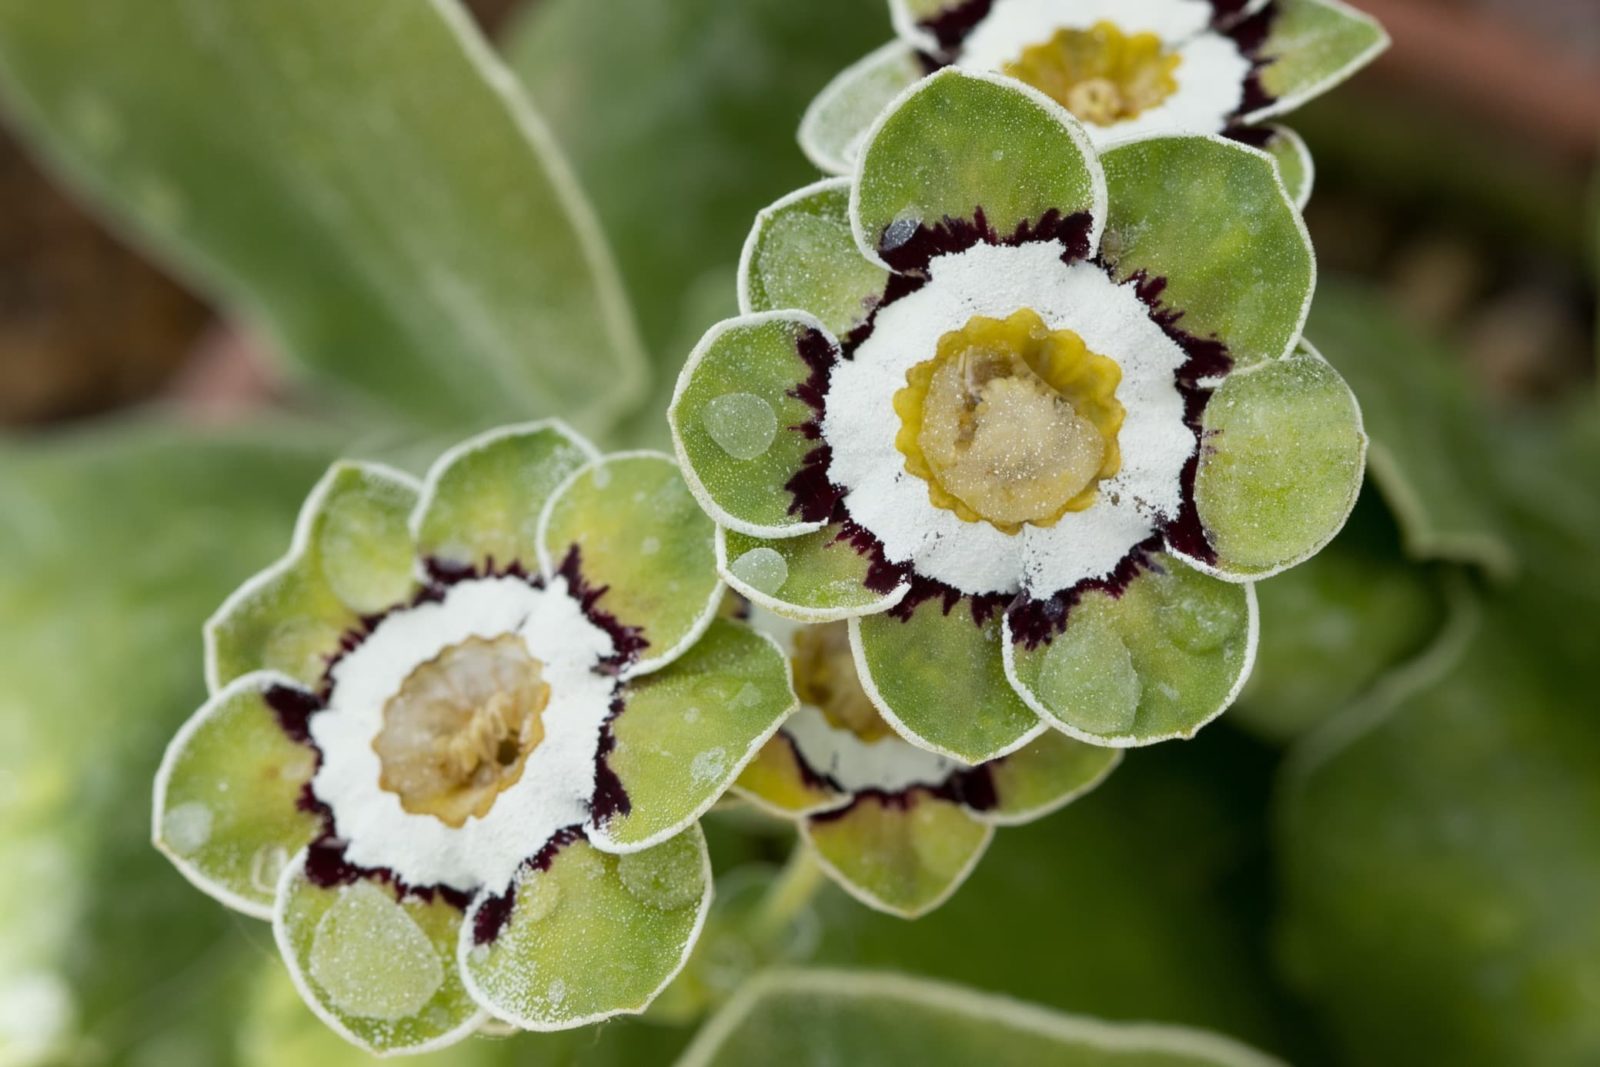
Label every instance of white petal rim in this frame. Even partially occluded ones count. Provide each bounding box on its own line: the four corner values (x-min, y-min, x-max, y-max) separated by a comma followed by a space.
534, 449, 725, 679
1262, 124, 1315, 210
669, 311, 834, 540
1168, 340, 1368, 583
848, 614, 1048, 763
1237, 0, 1391, 124
999, 578, 1260, 748
453, 827, 715, 1031
736, 178, 856, 319
798, 42, 921, 175
201, 460, 422, 695
271, 848, 491, 1059
847, 67, 1109, 272
151, 669, 310, 921
408, 418, 601, 547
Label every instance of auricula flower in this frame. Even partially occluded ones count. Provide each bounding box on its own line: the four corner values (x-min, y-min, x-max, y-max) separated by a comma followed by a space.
801, 0, 1389, 207
737, 606, 1119, 917
152, 423, 796, 1056
670, 70, 1366, 764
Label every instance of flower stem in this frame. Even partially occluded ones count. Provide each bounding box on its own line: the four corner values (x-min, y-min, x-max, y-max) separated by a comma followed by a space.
752, 839, 825, 943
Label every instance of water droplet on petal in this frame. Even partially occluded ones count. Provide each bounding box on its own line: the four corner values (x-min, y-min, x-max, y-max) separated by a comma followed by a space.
1037, 616, 1141, 737
691, 747, 728, 785
1153, 573, 1246, 653
516, 869, 561, 923
617, 838, 703, 911
730, 547, 788, 595
161, 802, 212, 856
703, 393, 778, 460
308, 882, 442, 1021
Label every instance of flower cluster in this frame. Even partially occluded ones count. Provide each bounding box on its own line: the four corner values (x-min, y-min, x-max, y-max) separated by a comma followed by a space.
154, 424, 796, 1055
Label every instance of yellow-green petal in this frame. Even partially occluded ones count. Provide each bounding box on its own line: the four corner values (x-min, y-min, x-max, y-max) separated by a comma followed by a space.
152, 673, 322, 918
413, 421, 595, 574
1004, 556, 1257, 746
460, 829, 710, 1030
854, 602, 1043, 763
1254, 125, 1314, 209
804, 790, 992, 918
982, 731, 1123, 826
1242, 0, 1390, 123
538, 453, 720, 673
591, 620, 797, 850
739, 180, 891, 338
274, 855, 484, 1056
720, 524, 908, 622
1099, 135, 1312, 367
799, 41, 926, 175
1193, 343, 1366, 579
206, 462, 420, 691
853, 69, 1104, 269
736, 733, 850, 816
671, 314, 836, 536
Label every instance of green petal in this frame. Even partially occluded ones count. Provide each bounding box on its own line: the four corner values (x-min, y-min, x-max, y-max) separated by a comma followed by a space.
274, 855, 484, 1056
739, 179, 891, 338
853, 69, 1104, 268
720, 524, 908, 622
1255, 125, 1314, 209
460, 828, 711, 1029
798, 42, 926, 175
854, 602, 1043, 763
1242, 0, 1390, 123
982, 732, 1122, 826
679, 969, 1286, 1066
1099, 135, 1313, 367
413, 421, 596, 574
206, 462, 420, 690
804, 790, 992, 918
670, 314, 836, 537
590, 619, 797, 850
1192, 342, 1367, 579
736, 733, 850, 816
538, 453, 720, 673
152, 674, 322, 918
1004, 556, 1257, 746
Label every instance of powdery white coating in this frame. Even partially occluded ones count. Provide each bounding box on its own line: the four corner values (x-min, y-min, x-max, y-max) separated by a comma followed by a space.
957, 0, 1213, 61
310, 576, 617, 894
952, 0, 1252, 146
822, 242, 1193, 598
784, 705, 965, 794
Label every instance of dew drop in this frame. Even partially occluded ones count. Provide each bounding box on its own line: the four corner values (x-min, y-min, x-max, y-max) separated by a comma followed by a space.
617, 838, 703, 911
545, 979, 567, 1008
730, 547, 788, 595
703, 393, 778, 460
161, 802, 212, 856
1036, 616, 1141, 737
1153, 574, 1246, 653
516, 869, 562, 924
308, 882, 442, 1021
640, 536, 661, 556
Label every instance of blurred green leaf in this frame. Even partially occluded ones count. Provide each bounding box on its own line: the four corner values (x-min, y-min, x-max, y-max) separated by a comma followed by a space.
1276, 409, 1600, 1066
0, 422, 338, 1064
1306, 279, 1516, 578
808, 728, 1313, 1060
1232, 487, 1453, 743
676, 969, 1284, 1066
507, 0, 889, 442
0, 0, 646, 433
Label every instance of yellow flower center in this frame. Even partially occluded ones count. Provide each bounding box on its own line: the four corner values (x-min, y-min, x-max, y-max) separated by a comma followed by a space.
1004, 21, 1182, 126
373, 634, 551, 828
792, 622, 894, 743
893, 308, 1124, 534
